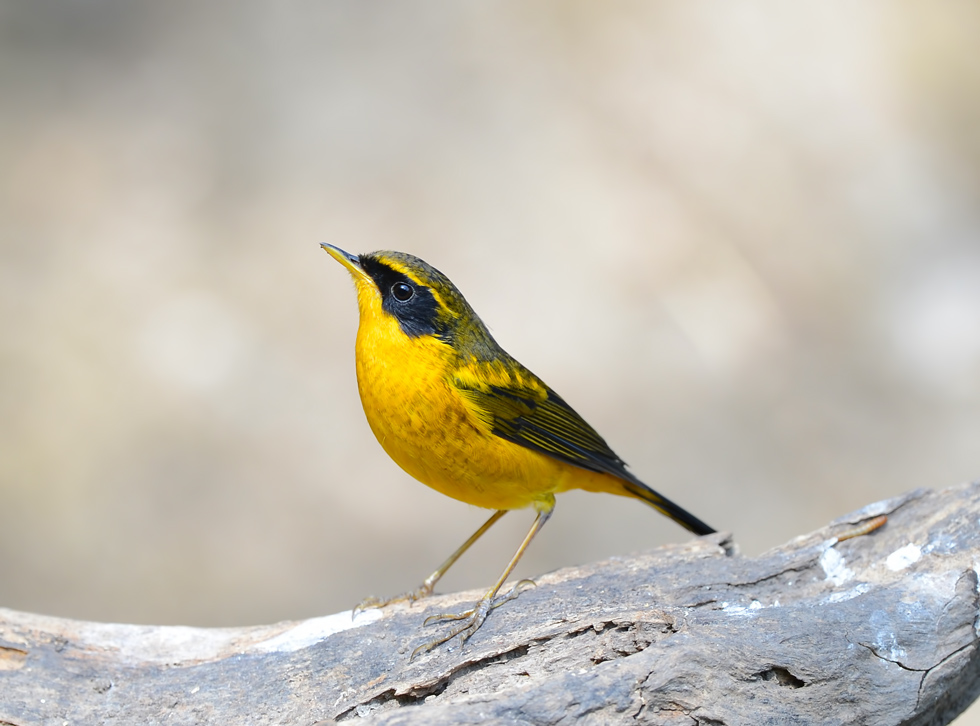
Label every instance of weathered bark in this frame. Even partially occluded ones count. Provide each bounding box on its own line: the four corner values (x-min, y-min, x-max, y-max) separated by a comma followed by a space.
1, 483, 978, 726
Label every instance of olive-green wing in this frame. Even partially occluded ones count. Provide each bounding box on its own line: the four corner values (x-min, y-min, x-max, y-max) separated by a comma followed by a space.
454, 370, 716, 536
456, 377, 630, 478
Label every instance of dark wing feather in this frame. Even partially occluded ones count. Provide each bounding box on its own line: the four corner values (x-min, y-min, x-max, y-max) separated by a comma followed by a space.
459, 382, 631, 478
454, 371, 716, 536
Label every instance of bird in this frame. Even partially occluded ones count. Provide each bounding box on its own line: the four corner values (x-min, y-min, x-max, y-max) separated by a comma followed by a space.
321, 243, 716, 658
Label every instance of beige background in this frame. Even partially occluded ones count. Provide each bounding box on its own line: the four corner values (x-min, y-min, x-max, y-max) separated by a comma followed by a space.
2, 3, 979, 719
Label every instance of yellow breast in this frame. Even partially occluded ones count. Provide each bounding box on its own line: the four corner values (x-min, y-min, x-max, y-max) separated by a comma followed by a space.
351, 281, 571, 511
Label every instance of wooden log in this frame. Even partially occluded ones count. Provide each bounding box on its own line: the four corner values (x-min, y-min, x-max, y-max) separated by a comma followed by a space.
1, 482, 978, 725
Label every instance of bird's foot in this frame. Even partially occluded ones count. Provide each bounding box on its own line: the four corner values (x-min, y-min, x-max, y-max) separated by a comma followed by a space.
410, 579, 536, 660
352, 581, 436, 618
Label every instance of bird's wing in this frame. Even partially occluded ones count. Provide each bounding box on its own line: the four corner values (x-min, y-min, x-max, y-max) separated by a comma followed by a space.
453, 361, 718, 536
453, 364, 632, 480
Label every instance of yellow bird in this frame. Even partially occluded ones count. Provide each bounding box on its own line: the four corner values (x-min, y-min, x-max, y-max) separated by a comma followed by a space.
321, 244, 715, 658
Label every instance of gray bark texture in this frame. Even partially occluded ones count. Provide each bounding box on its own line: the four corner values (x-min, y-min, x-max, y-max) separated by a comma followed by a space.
1, 482, 978, 726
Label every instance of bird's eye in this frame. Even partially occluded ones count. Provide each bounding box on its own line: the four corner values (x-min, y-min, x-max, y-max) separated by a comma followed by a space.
391, 282, 415, 302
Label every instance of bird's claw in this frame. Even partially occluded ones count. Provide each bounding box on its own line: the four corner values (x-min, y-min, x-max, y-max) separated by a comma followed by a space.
409, 578, 537, 660
352, 582, 436, 619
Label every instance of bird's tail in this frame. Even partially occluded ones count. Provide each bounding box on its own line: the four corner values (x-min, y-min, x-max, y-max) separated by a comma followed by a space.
621, 477, 716, 536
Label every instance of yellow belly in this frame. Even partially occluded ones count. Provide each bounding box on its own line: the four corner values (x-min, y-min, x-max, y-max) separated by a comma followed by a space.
354, 315, 587, 511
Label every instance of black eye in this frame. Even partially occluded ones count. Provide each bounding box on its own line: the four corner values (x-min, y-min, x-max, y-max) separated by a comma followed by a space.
391, 282, 415, 302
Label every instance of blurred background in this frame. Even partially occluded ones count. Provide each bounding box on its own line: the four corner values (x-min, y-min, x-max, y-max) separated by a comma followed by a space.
1, 2, 979, 713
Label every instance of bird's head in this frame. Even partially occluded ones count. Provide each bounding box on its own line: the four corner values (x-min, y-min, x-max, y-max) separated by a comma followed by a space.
322, 244, 499, 359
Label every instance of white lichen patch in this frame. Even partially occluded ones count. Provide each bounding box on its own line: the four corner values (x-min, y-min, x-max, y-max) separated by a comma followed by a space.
874, 631, 908, 664
721, 601, 761, 615
251, 609, 383, 654
825, 583, 871, 604
720, 597, 779, 614
886, 544, 922, 571
820, 546, 854, 586
870, 609, 908, 664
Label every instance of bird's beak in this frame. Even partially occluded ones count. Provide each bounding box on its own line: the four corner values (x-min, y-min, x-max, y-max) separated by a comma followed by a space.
321, 243, 369, 282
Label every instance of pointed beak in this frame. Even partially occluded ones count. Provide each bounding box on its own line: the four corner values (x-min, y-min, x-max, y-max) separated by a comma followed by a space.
321, 243, 369, 281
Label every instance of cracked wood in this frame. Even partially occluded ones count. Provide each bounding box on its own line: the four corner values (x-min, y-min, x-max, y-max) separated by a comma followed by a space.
0, 482, 978, 725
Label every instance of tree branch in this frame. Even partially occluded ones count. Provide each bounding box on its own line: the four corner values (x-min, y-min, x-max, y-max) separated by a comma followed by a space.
2, 483, 978, 725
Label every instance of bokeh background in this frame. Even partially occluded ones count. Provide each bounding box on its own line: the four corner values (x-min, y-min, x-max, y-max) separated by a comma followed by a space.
2, 2, 980, 717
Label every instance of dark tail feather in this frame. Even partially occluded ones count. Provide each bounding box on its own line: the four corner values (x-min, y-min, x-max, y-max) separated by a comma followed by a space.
621, 478, 716, 536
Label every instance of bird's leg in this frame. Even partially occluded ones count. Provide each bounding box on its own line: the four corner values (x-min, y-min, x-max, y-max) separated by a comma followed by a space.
353, 510, 507, 616
411, 496, 555, 660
